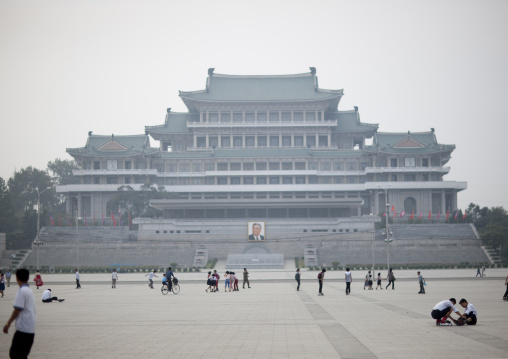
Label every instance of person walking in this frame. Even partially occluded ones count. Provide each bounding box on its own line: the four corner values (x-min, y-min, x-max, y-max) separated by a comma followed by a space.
318, 268, 326, 296
243, 268, 250, 289
481, 265, 486, 277
111, 269, 118, 289
475, 267, 481, 277
385, 268, 395, 290
5, 270, 11, 287
417, 271, 426, 294
0, 272, 5, 298
375, 272, 383, 290
503, 274, 508, 301
295, 268, 301, 291
345, 268, 352, 295
75, 269, 81, 289
3, 269, 37, 358
145, 270, 157, 289
33, 270, 44, 290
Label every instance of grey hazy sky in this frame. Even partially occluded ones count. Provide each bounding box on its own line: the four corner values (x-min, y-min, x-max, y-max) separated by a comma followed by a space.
1, 0, 507, 210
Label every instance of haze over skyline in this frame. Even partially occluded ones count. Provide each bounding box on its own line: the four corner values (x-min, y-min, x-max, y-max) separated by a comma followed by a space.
1, 0, 507, 210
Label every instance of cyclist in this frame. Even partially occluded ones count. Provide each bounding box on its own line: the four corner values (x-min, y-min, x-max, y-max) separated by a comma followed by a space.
165, 267, 174, 292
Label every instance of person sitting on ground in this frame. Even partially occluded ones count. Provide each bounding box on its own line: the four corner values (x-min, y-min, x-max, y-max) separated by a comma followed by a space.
41, 288, 64, 303
458, 298, 477, 325
431, 298, 465, 326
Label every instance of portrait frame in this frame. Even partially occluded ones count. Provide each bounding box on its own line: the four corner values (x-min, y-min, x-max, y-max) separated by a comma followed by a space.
247, 221, 266, 241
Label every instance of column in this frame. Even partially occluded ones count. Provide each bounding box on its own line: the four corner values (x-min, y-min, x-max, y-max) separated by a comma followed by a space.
77, 194, 82, 218
327, 133, 331, 148
321, 110, 324, 122
193, 135, 197, 149
441, 189, 446, 213
291, 110, 294, 123
218, 133, 222, 148
279, 132, 282, 148
242, 110, 245, 123
205, 133, 209, 148
242, 133, 246, 148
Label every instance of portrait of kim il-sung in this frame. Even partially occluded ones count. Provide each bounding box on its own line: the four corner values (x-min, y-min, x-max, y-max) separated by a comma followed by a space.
248, 221, 266, 241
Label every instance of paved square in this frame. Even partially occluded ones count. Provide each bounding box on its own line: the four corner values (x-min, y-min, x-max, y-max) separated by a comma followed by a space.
1, 269, 507, 358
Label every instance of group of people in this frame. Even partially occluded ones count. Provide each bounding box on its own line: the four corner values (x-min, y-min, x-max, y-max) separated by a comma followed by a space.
145, 267, 177, 291
206, 268, 250, 292
431, 298, 477, 326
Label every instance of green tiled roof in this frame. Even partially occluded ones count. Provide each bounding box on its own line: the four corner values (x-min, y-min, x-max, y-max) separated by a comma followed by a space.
365, 131, 455, 155
179, 72, 343, 103
145, 112, 197, 136
67, 134, 159, 158
331, 111, 378, 134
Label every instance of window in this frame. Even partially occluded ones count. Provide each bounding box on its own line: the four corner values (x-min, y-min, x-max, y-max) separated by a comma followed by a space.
94, 161, 100, 170
306, 112, 315, 121
269, 192, 280, 199
422, 158, 429, 167
221, 112, 230, 123
233, 112, 242, 123
391, 174, 398, 181
245, 112, 254, 123
125, 161, 131, 170
282, 162, 293, 170
294, 136, 303, 147
257, 112, 267, 122
269, 177, 279, 184
295, 176, 305, 184
269, 112, 279, 122
308, 162, 318, 170
233, 136, 242, 148
283, 177, 292, 184
221, 136, 230, 148
230, 163, 241, 171
295, 162, 306, 170
257, 177, 266, 184
360, 162, 368, 170
422, 174, 429, 181
217, 163, 228, 171
321, 177, 331, 184
209, 113, 218, 123
245, 136, 255, 147
309, 177, 318, 184
179, 163, 189, 172
125, 177, 131, 184
257, 136, 267, 147
107, 177, 118, 184
376, 158, 386, 167
256, 162, 267, 170
256, 192, 267, 198
178, 178, 189, 185
244, 177, 254, 184
347, 177, 356, 184
197, 137, 206, 148
282, 135, 291, 147
404, 174, 416, 181
320, 162, 331, 171
243, 163, 254, 171
167, 163, 176, 172
281, 112, 291, 122
269, 162, 280, 170
346, 162, 357, 171
318, 135, 328, 147
306, 135, 316, 147
205, 178, 214, 185
334, 177, 343, 184
390, 158, 398, 167
205, 163, 215, 171
84, 177, 91, 184
192, 163, 202, 172
294, 112, 303, 122
218, 177, 228, 185
334, 162, 343, 171
431, 174, 440, 181
209, 136, 218, 148
231, 177, 241, 185
270, 136, 279, 147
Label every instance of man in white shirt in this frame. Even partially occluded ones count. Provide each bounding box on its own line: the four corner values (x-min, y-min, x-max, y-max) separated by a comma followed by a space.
112, 270, 118, 289
75, 269, 81, 289
145, 270, 158, 289
3, 269, 37, 358
41, 288, 65, 303
431, 298, 465, 325
459, 298, 477, 325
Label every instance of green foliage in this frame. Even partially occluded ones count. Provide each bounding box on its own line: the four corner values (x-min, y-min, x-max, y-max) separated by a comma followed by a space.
47, 158, 80, 185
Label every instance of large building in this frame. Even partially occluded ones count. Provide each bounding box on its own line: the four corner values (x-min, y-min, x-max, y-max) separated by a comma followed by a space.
57, 68, 466, 243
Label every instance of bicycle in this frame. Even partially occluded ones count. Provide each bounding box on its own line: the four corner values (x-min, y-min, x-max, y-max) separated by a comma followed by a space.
161, 278, 180, 295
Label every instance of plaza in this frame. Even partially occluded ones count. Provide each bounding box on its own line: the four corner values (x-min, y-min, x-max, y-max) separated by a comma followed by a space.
1, 267, 507, 359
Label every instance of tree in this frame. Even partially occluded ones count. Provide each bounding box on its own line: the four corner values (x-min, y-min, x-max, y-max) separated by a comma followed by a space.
47, 158, 80, 185
0, 177, 15, 233
7, 167, 55, 213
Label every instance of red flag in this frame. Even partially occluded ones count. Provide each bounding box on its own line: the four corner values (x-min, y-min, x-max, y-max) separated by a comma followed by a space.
418, 211, 423, 220
128, 212, 132, 228
394, 209, 397, 217
58, 214, 61, 227
383, 212, 386, 217
50, 215, 55, 226
111, 211, 117, 227
437, 210, 440, 220
391, 205, 395, 212
409, 210, 414, 220
428, 210, 432, 221
463, 210, 467, 220
446, 209, 450, 222
454, 211, 458, 220
102, 212, 105, 226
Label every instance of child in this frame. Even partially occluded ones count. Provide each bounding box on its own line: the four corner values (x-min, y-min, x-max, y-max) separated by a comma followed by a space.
206, 271, 212, 292
162, 273, 168, 288
224, 271, 230, 291
33, 270, 44, 290
376, 272, 382, 290
210, 274, 217, 292
229, 272, 235, 292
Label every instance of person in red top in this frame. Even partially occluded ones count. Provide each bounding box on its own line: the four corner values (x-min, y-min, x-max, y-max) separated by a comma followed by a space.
33, 270, 43, 290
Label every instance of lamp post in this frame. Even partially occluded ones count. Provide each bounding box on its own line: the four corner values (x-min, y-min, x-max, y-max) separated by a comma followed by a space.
76, 217, 81, 271
378, 186, 393, 270
35, 186, 51, 271
369, 191, 375, 276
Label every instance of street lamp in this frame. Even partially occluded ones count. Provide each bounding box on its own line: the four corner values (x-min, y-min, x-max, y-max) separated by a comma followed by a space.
76, 217, 81, 271
369, 191, 375, 276
35, 186, 52, 270
378, 186, 393, 270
